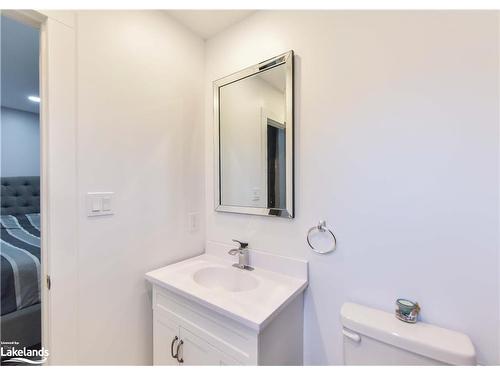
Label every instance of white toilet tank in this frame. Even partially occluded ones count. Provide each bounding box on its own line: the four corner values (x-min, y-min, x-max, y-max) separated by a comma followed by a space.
340, 303, 476, 365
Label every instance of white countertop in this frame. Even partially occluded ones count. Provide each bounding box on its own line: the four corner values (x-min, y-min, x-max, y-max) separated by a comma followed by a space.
145, 253, 308, 331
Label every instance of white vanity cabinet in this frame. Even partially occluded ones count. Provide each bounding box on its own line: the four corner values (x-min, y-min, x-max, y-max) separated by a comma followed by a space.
146, 245, 308, 366
151, 284, 305, 366
153, 303, 238, 365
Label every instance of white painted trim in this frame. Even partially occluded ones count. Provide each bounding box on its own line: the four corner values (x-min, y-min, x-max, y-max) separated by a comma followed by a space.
36, 10, 75, 28
43, 13, 78, 365
1, 9, 50, 364
38, 15, 50, 367
497, 10, 500, 367
260, 108, 269, 208
2, 9, 79, 365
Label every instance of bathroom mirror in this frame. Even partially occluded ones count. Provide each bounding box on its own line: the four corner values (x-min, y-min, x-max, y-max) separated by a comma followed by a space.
214, 51, 294, 218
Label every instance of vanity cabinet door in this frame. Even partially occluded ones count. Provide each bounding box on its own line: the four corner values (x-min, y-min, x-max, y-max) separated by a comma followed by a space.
178, 327, 239, 366
153, 309, 180, 365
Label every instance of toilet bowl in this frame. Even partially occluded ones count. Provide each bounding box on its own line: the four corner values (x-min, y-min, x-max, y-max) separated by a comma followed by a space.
340, 302, 476, 365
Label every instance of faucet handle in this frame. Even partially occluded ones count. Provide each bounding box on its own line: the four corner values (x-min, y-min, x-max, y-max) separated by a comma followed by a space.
232, 239, 248, 249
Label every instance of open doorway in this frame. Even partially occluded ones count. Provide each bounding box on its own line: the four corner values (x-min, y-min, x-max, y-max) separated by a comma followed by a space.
266, 119, 286, 209
0, 14, 42, 365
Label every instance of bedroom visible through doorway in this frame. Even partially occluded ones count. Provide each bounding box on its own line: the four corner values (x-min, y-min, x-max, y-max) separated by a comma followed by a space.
0, 14, 42, 365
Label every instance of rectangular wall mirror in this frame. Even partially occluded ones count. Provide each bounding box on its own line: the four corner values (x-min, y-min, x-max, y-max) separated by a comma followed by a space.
214, 51, 294, 218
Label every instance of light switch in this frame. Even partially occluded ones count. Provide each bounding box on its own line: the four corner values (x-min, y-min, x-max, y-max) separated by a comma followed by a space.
87, 192, 114, 217
102, 197, 112, 211
92, 198, 101, 212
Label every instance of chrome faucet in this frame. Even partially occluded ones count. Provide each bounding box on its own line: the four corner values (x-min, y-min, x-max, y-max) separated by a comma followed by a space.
228, 240, 254, 271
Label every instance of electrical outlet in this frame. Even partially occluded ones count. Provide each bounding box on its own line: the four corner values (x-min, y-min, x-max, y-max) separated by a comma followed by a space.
252, 188, 260, 202
188, 212, 199, 232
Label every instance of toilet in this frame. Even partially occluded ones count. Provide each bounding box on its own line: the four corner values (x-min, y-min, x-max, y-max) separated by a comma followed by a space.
340, 302, 476, 365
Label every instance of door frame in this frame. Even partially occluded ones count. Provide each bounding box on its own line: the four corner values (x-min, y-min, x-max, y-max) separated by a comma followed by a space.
1, 9, 78, 365
260, 107, 285, 209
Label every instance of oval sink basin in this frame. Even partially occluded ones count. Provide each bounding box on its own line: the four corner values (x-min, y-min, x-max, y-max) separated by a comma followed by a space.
193, 266, 259, 292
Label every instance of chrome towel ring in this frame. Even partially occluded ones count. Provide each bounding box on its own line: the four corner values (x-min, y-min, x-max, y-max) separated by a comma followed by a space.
307, 220, 337, 254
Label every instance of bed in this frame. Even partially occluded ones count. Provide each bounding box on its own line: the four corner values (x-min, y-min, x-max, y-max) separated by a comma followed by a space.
1, 176, 41, 352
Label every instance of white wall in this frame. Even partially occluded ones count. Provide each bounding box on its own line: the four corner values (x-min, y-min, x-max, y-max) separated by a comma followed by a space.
1, 106, 40, 177
205, 11, 499, 365
75, 11, 205, 364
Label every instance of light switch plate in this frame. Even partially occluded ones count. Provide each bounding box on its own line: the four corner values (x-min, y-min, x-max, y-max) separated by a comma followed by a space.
87, 192, 114, 217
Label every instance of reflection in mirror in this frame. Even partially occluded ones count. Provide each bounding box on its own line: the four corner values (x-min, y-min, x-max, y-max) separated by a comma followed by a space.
220, 65, 286, 209
214, 51, 293, 218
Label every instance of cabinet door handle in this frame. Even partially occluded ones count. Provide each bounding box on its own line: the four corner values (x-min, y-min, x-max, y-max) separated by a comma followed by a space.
176, 339, 184, 364
170, 336, 179, 359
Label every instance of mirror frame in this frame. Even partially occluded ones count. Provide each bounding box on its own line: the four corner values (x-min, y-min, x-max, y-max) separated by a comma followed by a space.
213, 50, 294, 218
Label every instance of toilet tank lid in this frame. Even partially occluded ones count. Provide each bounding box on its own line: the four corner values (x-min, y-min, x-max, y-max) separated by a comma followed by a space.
340, 302, 476, 365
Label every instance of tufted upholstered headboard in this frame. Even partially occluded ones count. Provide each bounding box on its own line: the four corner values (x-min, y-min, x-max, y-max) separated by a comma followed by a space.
1, 176, 40, 215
